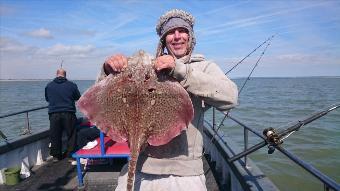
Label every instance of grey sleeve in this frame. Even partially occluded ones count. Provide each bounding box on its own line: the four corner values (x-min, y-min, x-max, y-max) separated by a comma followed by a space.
172, 59, 238, 111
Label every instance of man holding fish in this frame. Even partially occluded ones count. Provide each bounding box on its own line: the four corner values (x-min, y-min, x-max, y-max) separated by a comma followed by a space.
93, 9, 238, 191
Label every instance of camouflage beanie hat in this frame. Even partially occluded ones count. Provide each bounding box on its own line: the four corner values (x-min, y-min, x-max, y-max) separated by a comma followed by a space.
155, 9, 196, 59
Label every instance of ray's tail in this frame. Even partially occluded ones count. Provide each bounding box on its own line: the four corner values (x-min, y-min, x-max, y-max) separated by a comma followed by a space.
126, 136, 147, 191
126, 153, 138, 191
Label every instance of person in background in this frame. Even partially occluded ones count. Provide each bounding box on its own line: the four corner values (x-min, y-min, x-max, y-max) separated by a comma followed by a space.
45, 68, 81, 162
75, 117, 100, 150
98, 9, 238, 191
69, 117, 100, 166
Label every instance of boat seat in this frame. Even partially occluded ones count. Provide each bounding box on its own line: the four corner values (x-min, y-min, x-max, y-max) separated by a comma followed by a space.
72, 131, 130, 187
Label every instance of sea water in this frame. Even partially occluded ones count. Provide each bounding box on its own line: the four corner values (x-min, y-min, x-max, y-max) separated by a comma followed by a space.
0, 77, 339, 191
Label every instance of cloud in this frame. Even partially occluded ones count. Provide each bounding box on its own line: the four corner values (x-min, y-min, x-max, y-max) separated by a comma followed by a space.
0, 37, 32, 52
198, 1, 332, 36
78, 29, 96, 37
0, 37, 96, 58
277, 54, 311, 62
38, 43, 95, 57
275, 53, 340, 66
26, 28, 53, 39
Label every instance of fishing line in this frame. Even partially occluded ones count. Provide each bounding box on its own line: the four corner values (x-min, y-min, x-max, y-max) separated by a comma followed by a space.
210, 35, 275, 140
238, 39, 272, 95
227, 103, 340, 162
60, 59, 64, 69
205, 35, 275, 164
280, 131, 294, 141
225, 35, 275, 75
204, 35, 275, 159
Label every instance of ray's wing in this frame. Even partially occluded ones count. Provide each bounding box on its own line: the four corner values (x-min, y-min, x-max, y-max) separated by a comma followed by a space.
77, 74, 130, 142
141, 80, 194, 146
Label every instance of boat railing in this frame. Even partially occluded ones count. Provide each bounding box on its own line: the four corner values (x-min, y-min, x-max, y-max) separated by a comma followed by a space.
0, 106, 48, 140
1, 105, 339, 190
208, 105, 340, 191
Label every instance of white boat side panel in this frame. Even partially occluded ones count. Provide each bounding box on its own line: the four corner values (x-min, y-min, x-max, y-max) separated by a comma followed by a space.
0, 137, 50, 184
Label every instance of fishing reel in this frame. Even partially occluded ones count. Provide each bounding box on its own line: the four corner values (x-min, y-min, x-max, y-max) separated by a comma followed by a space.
263, 127, 283, 154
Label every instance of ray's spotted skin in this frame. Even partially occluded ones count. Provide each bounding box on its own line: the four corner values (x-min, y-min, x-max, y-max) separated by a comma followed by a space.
77, 50, 194, 191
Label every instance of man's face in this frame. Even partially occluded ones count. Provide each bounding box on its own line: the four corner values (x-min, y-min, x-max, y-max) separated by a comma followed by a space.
165, 27, 189, 58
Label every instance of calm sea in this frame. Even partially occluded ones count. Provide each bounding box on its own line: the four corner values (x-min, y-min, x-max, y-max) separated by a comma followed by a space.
0, 77, 339, 191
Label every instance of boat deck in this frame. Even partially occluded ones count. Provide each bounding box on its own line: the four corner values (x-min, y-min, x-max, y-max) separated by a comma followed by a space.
0, 155, 219, 191
0, 157, 78, 191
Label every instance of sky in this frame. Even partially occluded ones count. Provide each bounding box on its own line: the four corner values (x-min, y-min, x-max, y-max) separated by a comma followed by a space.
0, 0, 340, 80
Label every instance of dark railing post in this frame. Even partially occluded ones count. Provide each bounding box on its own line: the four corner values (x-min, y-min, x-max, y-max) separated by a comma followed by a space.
205, 104, 340, 191
212, 108, 216, 130
244, 128, 249, 167
0, 106, 48, 138
324, 184, 330, 191
276, 145, 340, 191
24, 112, 31, 134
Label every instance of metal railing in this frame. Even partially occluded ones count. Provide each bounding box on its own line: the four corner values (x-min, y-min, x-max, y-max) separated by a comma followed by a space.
0, 106, 48, 140
208, 104, 340, 191
1, 104, 339, 190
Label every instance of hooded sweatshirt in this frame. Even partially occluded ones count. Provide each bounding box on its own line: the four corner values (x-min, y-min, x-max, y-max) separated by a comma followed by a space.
45, 77, 81, 114
96, 53, 238, 176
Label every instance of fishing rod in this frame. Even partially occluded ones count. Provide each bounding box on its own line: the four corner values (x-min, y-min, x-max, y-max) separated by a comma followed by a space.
238, 39, 272, 95
227, 103, 340, 163
206, 35, 275, 159
60, 60, 64, 68
212, 34, 275, 134
276, 145, 340, 191
205, 34, 275, 169
225, 34, 275, 75
206, 34, 339, 190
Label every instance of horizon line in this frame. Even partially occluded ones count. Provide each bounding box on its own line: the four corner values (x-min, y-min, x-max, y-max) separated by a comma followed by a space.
1, 75, 340, 81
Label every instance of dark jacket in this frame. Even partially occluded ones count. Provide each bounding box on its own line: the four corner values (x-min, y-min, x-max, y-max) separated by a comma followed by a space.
45, 77, 81, 114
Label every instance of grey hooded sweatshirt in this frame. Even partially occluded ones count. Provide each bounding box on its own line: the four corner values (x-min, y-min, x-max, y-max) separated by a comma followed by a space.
96, 53, 238, 176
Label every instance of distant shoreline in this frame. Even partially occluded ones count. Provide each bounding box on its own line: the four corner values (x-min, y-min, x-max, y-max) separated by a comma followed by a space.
1, 76, 339, 81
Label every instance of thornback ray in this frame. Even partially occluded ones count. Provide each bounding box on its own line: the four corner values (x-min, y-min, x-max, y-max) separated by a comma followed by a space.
77, 50, 194, 191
